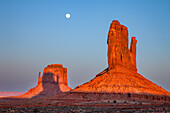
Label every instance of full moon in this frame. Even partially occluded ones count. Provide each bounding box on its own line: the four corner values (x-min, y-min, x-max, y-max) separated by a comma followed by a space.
66, 13, 70, 18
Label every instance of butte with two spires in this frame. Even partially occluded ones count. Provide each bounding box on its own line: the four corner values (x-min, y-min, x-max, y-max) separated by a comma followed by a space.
0, 20, 170, 112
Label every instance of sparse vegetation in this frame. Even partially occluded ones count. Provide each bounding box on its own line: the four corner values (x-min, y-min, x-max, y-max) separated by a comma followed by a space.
127, 93, 131, 98
33, 108, 39, 113
0, 104, 169, 112
139, 102, 142, 105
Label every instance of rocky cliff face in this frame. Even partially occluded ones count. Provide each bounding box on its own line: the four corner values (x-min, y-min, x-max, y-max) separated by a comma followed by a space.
73, 20, 169, 96
107, 20, 137, 71
18, 64, 72, 98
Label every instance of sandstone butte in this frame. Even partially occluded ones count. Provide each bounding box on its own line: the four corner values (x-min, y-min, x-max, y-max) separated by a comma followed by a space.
15, 64, 72, 98
73, 20, 170, 96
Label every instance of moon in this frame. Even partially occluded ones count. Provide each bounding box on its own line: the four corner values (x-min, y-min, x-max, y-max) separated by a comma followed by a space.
66, 13, 70, 18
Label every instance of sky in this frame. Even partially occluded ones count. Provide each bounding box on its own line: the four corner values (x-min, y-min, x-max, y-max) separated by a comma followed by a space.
0, 0, 170, 92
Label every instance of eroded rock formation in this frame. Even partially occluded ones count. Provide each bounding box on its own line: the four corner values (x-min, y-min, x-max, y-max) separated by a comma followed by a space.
18, 64, 72, 98
107, 20, 137, 71
73, 20, 169, 96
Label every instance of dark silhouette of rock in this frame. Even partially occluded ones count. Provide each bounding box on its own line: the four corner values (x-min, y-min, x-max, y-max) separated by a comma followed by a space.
17, 64, 72, 98
73, 20, 170, 96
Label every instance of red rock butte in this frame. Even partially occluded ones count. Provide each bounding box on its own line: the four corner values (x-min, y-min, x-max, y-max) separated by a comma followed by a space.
73, 20, 169, 96
16, 64, 72, 98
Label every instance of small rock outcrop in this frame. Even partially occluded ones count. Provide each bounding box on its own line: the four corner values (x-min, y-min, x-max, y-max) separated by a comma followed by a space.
18, 64, 72, 98
73, 20, 169, 96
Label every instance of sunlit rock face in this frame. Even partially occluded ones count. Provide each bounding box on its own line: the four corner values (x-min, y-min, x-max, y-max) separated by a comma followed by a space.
107, 20, 137, 71
18, 64, 72, 98
73, 20, 169, 96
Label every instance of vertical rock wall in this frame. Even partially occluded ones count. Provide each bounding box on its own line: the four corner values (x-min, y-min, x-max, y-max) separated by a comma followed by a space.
107, 20, 137, 71
42, 64, 71, 92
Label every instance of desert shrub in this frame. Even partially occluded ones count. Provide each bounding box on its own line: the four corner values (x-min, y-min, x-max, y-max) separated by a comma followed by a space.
113, 100, 116, 103
127, 93, 131, 98
163, 107, 165, 111
33, 108, 39, 113
139, 102, 142, 105
146, 95, 148, 99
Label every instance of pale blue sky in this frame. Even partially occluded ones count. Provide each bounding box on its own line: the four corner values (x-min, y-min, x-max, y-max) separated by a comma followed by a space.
0, 0, 170, 92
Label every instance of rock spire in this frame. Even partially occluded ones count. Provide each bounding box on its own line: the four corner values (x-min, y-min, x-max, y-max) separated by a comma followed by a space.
107, 20, 137, 71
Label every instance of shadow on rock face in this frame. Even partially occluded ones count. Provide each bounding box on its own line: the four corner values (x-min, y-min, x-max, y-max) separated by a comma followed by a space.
33, 72, 61, 98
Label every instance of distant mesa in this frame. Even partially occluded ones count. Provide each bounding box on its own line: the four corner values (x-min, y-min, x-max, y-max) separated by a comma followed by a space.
15, 64, 72, 98
73, 20, 169, 96
0, 92, 25, 98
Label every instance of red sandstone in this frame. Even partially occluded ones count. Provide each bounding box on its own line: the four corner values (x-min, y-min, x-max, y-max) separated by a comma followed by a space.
73, 20, 170, 96
0, 20, 170, 112
15, 64, 72, 98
